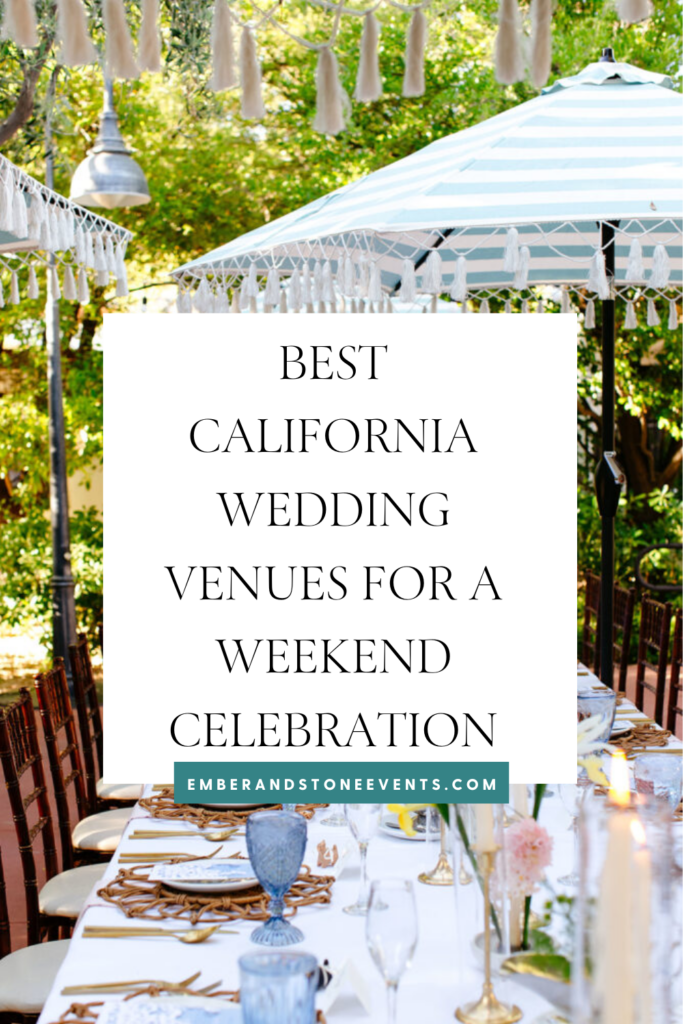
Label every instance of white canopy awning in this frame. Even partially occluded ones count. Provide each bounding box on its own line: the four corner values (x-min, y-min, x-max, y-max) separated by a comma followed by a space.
172, 59, 682, 314
0, 153, 132, 308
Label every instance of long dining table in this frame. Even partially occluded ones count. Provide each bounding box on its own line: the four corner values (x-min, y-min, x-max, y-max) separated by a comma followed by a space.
38, 672, 682, 1024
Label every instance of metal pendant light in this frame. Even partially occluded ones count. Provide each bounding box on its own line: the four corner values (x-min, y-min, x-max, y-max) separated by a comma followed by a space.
70, 80, 150, 209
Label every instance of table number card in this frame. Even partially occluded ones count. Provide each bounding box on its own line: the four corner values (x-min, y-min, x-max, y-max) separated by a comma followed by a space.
104, 315, 577, 787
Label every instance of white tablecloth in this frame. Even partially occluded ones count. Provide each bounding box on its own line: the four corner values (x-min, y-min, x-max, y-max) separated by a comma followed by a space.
37, 671, 682, 1024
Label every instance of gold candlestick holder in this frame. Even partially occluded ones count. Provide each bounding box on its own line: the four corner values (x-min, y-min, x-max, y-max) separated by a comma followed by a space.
418, 815, 454, 885
455, 846, 522, 1024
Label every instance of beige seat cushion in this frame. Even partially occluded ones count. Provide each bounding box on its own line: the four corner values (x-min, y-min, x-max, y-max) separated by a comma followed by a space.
72, 806, 132, 853
39, 862, 106, 918
96, 779, 143, 802
0, 939, 70, 1012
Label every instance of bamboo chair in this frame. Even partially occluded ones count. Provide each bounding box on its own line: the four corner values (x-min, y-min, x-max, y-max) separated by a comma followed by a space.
68, 633, 141, 811
0, 690, 104, 942
581, 571, 601, 671
582, 572, 636, 690
634, 597, 674, 725
34, 662, 131, 866
0, 845, 70, 1022
665, 608, 682, 735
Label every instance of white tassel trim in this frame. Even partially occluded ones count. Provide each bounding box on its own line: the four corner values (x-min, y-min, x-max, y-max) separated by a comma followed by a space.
450, 256, 467, 302
55, 0, 95, 65
668, 300, 679, 330
616, 0, 652, 24
624, 300, 637, 329
27, 265, 39, 299
313, 48, 347, 136
402, 10, 426, 97
139, 0, 162, 73
625, 237, 645, 283
584, 299, 595, 329
513, 245, 530, 289
210, 0, 236, 91
63, 264, 77, 300
650, 244, 670, 288
240, 28, 265, 119
354, 13, 382, 103
587, 251, 610, 299
646, 298, 659, 327
503, 227, 519, 273
399, 259, 416, 303
422, 250, 441, 295
103, 0, 139, 79
77, 267, 90, 303
2, 0, 38, 49
494, 0, 524, 84
530, 0, 552, 89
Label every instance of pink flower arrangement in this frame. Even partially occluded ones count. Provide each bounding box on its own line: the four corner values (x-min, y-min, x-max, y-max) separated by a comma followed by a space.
504, 817, 553, 898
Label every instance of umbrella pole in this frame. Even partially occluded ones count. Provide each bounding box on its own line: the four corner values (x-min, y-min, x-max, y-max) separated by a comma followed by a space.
597, 221, 623, 688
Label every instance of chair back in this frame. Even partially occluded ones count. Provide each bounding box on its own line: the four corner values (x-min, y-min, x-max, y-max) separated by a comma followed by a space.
0, 689, 59, 945
582, 572, 635, 690
0, 848, 12, 958
635, 597, 673, 725
581, 571, 601, 672
612, 584, 636, 692
666, 608, 682, 735
69, 633, 103, 813
34, 659, 89, 870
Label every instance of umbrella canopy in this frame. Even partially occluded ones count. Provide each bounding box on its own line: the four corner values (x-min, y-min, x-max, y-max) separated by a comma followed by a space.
0, 153, 132, 305
172, 57, 682, 312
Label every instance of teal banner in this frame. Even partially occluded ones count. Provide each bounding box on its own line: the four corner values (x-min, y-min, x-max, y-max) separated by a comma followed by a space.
173, 761, 508, 804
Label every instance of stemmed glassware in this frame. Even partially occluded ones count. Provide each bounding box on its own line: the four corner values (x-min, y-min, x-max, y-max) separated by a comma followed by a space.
246, 810, 307, 945
558, 781, 591, 886
322, 803, 347, 827
366, 880, 418, 1024
343, 803, 381, 915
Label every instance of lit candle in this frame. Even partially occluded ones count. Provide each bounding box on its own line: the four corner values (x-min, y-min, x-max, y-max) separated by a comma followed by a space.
608, 750, 632, 808
595, 752, 636, 1024
511, 784, 528, 818
474, 804, 495, 851
631, 819, 653, 1024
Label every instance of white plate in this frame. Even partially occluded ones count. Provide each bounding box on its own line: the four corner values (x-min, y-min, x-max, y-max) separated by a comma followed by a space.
611, 720, 634, 737
150, 860, 258, 894
380, 821, 426, 841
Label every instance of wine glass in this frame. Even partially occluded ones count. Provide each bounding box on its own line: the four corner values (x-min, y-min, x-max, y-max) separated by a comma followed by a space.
343, 803, 381, 915
634, 754, 682, 811
558, 781, 591, 886
366, 880, 418, 1024
321, 803, 347, 827
246, 810, 307, 946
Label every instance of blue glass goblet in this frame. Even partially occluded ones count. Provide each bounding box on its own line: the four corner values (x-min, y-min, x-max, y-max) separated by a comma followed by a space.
246, 810, 308, 946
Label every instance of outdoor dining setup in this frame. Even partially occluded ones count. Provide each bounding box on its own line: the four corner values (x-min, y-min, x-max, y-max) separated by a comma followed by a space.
0, 620, 679, 1022
0, 2, 681, 1019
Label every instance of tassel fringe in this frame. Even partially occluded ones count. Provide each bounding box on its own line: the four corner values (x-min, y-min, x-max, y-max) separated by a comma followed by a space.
495, 0, 524, 84
402, 11, 426, 97
210, 0, 236, 91
103, 0, 139, 79
139, 0, 162, 73
355, 13, 382, 102
240, 27, 265, 119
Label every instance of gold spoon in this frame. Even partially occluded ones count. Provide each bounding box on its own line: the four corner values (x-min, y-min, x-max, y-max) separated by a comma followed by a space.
130, 829, 240, 842
83, 925, 229, 944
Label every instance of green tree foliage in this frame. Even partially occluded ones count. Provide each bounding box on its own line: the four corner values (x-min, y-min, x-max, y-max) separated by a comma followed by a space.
0, 0, 681, 642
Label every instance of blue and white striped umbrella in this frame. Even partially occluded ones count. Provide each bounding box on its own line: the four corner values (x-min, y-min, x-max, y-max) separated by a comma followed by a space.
173, 58, 682, 312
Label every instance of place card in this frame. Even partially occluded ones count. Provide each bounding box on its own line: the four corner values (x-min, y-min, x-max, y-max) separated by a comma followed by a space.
318, 959, 373, 1017
149, 861, 255, 884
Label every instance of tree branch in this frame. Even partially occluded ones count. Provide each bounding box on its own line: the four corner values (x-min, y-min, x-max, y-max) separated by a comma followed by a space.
0, 62, 45, 146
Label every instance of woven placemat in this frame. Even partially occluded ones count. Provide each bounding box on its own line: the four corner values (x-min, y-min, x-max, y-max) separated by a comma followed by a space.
613, 723, 674, 758
138, 789, 327, 828
98, 863, 334, 924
